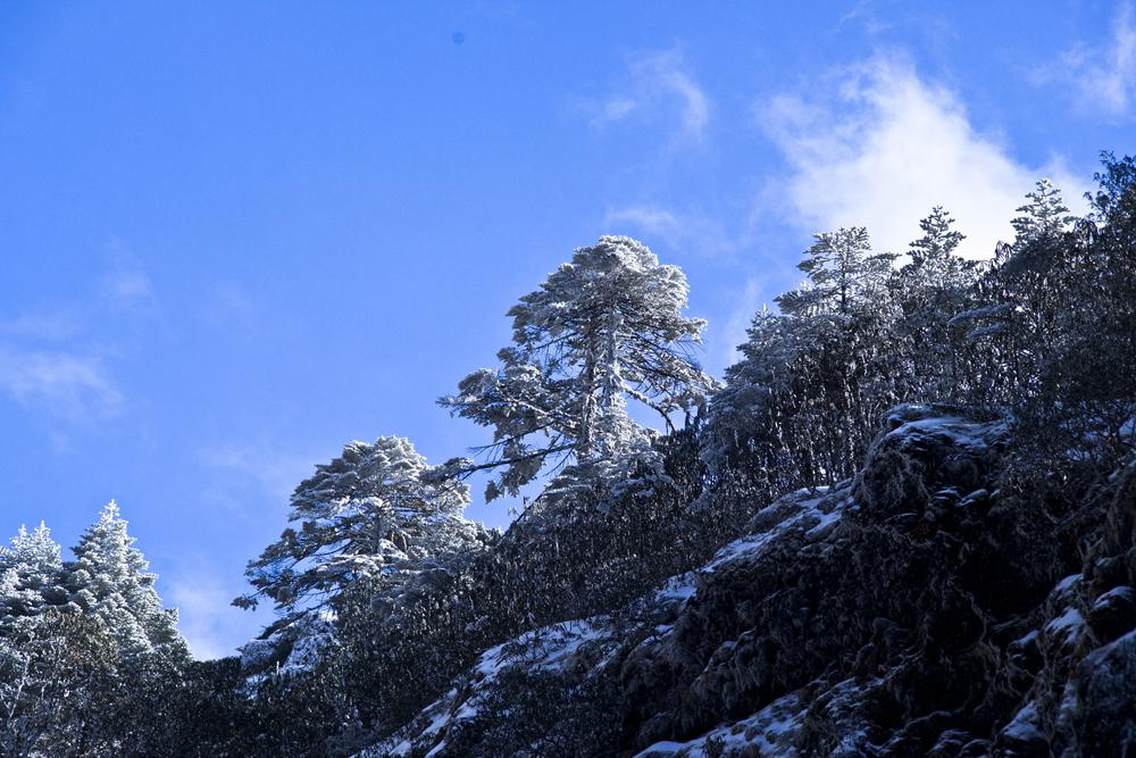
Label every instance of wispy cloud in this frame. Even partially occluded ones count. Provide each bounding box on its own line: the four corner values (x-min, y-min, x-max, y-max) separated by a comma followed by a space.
837, 0, 899, 37
1034, 2, 1136, 120
713, 278, 765, 370
761, 55, 1087, 259
168, 572, 275, 661
0, 312, 81, 341
199, 442, 320, 503
200, 282, 263, 336
0, 348, 122, 423
99, 237, 158, 312
0, 254, 158, 432
590, 49, 710, 143
603, 204, 746, 259
100, 267, 155, 310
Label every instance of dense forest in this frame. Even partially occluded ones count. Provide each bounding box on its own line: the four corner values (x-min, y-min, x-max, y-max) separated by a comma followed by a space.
2, 153, 1135, 756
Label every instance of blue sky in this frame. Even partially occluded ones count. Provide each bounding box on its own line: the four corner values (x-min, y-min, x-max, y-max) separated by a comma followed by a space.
1, 1, 1132, 658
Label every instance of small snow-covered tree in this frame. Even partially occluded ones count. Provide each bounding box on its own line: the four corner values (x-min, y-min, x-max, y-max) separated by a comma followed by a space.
66, 501, 186, 662
701, 309, 799, 485
1011, 178, 1076, 246
0, 523, 67, 624
906, 206, 967, 278
895, 207, 978, 400
952, 179, 1079, 405
441, 235, 715, 501
777, 227, 895, 318
236, 436, 487, 618
0, 522, 71, 748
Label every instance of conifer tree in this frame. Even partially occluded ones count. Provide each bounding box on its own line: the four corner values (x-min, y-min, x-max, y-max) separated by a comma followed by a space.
1011, 178, 1076, 246
776, 227, 896, 318
0, 523, 67, 623
66, 501, 187, 662
955, 179, 1078, 404
895, 207, 977, 399
442, 235, 715, 501
236, 436, 487, 618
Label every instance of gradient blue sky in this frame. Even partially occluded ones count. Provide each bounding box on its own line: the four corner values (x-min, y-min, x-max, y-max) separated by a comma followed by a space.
1, 1, 1132, 658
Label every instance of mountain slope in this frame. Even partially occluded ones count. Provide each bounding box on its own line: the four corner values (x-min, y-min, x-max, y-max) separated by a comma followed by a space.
364, 404, 1136, 756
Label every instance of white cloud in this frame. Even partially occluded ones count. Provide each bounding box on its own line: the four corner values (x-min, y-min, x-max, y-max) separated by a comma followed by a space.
199, 442, 319, 502
713, 278, 765, 370
200, 282, 262, 335
1037, 2, 1136, 119
591, 50, 710, 142
168, 577, 260, 659
762, 55, 1088, 260
605, 205, 681, 236
0, 256, 157, 435
603, 205, 744, 258
0, 348, 122, 422
101, 268, 155, 309
0, 312, 80, 341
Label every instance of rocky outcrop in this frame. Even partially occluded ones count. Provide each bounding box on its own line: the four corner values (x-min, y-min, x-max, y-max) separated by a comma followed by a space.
366, 405, 1136, 756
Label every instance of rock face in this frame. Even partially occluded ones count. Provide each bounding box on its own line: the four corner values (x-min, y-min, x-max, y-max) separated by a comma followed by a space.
365, 405, 1136, 757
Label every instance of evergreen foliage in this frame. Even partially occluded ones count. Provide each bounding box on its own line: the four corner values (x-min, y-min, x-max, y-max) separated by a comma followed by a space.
440, 235, 715, 502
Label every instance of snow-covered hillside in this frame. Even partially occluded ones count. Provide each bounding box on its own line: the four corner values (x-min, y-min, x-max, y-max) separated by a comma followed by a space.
363, 405, 1136, 756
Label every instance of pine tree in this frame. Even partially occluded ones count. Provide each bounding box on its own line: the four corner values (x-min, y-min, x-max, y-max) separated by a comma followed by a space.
66, 501, 187, 662
776, 227, 896, 318
0, 525, 70, 752
906, 206, 967, 276
953, 180, 1078, 405
441, 235, 715, 501
0, 522, 67, 623
235, 437, 489, 686
702, 309, 798, 490
708, 228, 904, 493
895, 207, 977, 400
1011, 178, 1076, 246
0, 608, 123, 757
236, 436, 488, 618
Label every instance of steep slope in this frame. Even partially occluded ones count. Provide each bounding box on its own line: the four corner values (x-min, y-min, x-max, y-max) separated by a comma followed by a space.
365, 404, 1136, 756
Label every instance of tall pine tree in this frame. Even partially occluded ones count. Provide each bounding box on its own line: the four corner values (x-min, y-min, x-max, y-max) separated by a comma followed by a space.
442, 235, 715, 502
66, 501, 187, 662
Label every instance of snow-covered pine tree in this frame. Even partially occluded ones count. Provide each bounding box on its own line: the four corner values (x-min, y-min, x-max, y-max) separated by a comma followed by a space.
771, 227, 901, 483
951, 179, 1079, 405
0, 606, 123, 757
776, 227, 896, 318
0, 522, 68, 624
895, 207, 978, 400
235, 436, 491, 687
441, 235, 715, 503
701, 308, 800, 493
0, 522, 72, 751
906, 206, 967, 277
1011, 178, 1076, 246
66, 501, 187, 662
1006, 162, 1136, 461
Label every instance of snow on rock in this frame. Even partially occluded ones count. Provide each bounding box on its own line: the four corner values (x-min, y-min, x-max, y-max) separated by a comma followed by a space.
365, 476, 855, 757
1044, 607, 1085, 649
999, 701, 1047, 752
634, 691, 806, 757
237, 611, 335, 691
362, 406, 1136, 756
365, 616, 621, 757
857, 403, 1008, 520
366, 475, 853, 757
